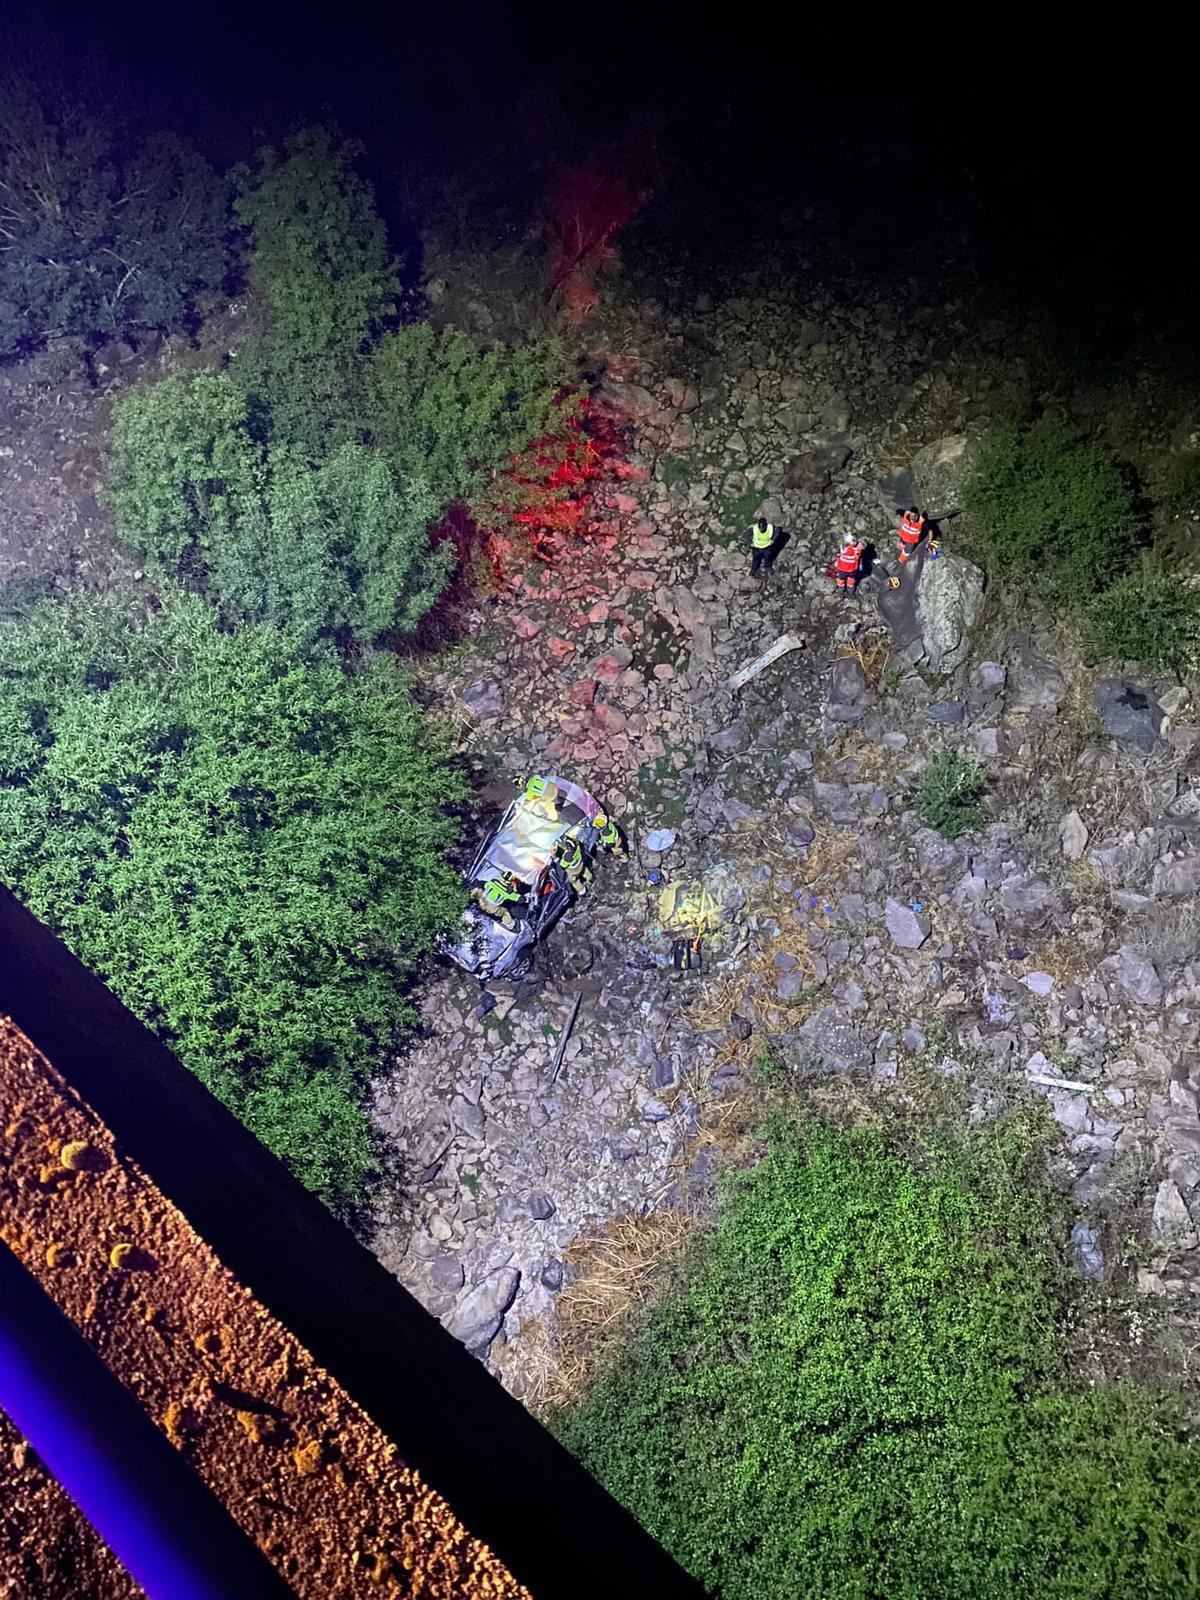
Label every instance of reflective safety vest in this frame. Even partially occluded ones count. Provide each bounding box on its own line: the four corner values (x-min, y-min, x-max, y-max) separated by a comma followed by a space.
597, 818, 620, 849
482, 877, 519, 907
524, 775, 549, 802
558, 839, 584, 873
899, 512, 925, 546
751, 521, 775, 549
836, 540, 863, 573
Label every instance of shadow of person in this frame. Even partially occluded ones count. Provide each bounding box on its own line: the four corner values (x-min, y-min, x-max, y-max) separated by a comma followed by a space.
765, 527, 792, 571
859, 540, 879, 581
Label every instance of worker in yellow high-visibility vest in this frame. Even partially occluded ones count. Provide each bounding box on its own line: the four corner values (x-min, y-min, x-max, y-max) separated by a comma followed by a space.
748, 516, 778, 578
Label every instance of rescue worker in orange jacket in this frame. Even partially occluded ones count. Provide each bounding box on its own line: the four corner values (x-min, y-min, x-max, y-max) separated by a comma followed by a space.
834, 534, 865, 595
896, 505, 926, 564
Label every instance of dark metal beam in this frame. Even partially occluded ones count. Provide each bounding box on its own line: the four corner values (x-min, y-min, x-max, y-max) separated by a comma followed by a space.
0, 885, 702, 1599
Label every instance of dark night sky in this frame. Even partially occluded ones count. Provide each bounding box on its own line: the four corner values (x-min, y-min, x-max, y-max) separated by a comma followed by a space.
8, 0, 1197, 344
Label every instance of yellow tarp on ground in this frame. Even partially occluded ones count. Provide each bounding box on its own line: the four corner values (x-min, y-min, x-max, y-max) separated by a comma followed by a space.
657, 882, 722, 936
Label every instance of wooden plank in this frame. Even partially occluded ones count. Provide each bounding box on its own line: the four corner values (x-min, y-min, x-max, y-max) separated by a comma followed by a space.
727, 632, 805, 692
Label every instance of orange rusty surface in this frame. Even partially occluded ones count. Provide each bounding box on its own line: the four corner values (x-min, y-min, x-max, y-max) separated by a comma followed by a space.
0, 1015, 530, 1600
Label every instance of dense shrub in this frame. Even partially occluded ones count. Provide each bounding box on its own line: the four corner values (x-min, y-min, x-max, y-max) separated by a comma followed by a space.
916, 749, 987, 839
366, 322, 571, 509
557, 1117, 1200, 1599
962, 416, 1141, 607
232, 127, 397, 454
1086, 556, 1200, 672
108, 371, 449, 644
0, 80, 229, 356
0, 590, 465, 1204
1161, 451, 1200, 517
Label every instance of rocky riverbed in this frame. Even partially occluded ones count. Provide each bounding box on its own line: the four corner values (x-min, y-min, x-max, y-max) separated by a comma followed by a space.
368, 274, 1200, 1395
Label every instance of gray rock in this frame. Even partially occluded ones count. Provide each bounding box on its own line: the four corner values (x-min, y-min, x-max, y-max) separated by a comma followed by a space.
541, 1259, 565, 1291
1152, 856, 1200, 899
901, 1027, 926, 1053
972, 660, 1006, 694
776, 970, 807, 1002
445, 1267, 521, 1354
411, 1107, 454, 1168
711, 719, 750, 755
927, 700, 968, 723
1059, 810, 1089, 861
915, 554, 985, 675
999, 877, 1058, 928
1094, 679, 1164, 753
884, 898, 931, 950
783, 443, 851, 492
1105, 946, 1163, 1008
1046, 1088, 1090, 1133
1152, 1179, 1198, 1252
1007, 647, 1067, 714
527, 1192, 556, 1220
644, 828, 677, 854
878, 469, 918, 515
913, 828, 963, 880
461, 680, 503, 720
787, 821, 816, 848
1070, 1223, 1106, 1281
430, 1256, 465, 1293
640, 1098, 671, 1123
652, 1056, 680, 1090
829, 658, 867, 705
796, 1005, 873, 1072
1021, 971, 1054, 998
450, 1095, 486, 1140
911, 433, 977, 512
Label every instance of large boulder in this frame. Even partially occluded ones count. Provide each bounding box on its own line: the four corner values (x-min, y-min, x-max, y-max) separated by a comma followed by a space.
444, 1268, 521, 1355
915, 553, 985, 674
783, 442, 852, 492
1093, 679, 1165, 754
910, 433, 980, 516
1006, 644, 1068, 714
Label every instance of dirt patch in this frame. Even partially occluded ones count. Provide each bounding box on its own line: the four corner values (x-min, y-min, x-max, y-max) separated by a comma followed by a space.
0, 350, 136, 596
0, 1408, 141, 1600
0, 1016, 527, 1600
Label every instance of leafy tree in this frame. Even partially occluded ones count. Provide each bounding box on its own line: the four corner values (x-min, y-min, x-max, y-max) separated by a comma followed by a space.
0, 79, 229, 356
232, 127, 397, 453
962, 416, 1141, 607
1086, 556, 1200, 672
109, 371, 449, 644
557, 1116, 1200, 1599
366, 322, 571, 509
0, 590, 465, 1205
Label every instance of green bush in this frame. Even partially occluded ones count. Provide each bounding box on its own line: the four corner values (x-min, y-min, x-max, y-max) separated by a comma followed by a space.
0, 590, 465, 1205
0, 80, 229, 356
962, 417, 1141, 607
233, 127, 397, 454
366, 323, 571, 509
1161, 452, 1200, 517
1086, 556, 1200, 673
107, 369, 263, 576
556, 1117, 1200, 1599
917, 749, 987, 839
108, 371, 450, 644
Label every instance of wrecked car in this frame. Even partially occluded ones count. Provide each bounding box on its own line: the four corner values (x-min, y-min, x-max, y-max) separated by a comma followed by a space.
443, 774, 613, 980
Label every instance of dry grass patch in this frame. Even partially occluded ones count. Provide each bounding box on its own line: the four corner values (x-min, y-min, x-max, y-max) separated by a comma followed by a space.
499, 1209, 694, 1417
